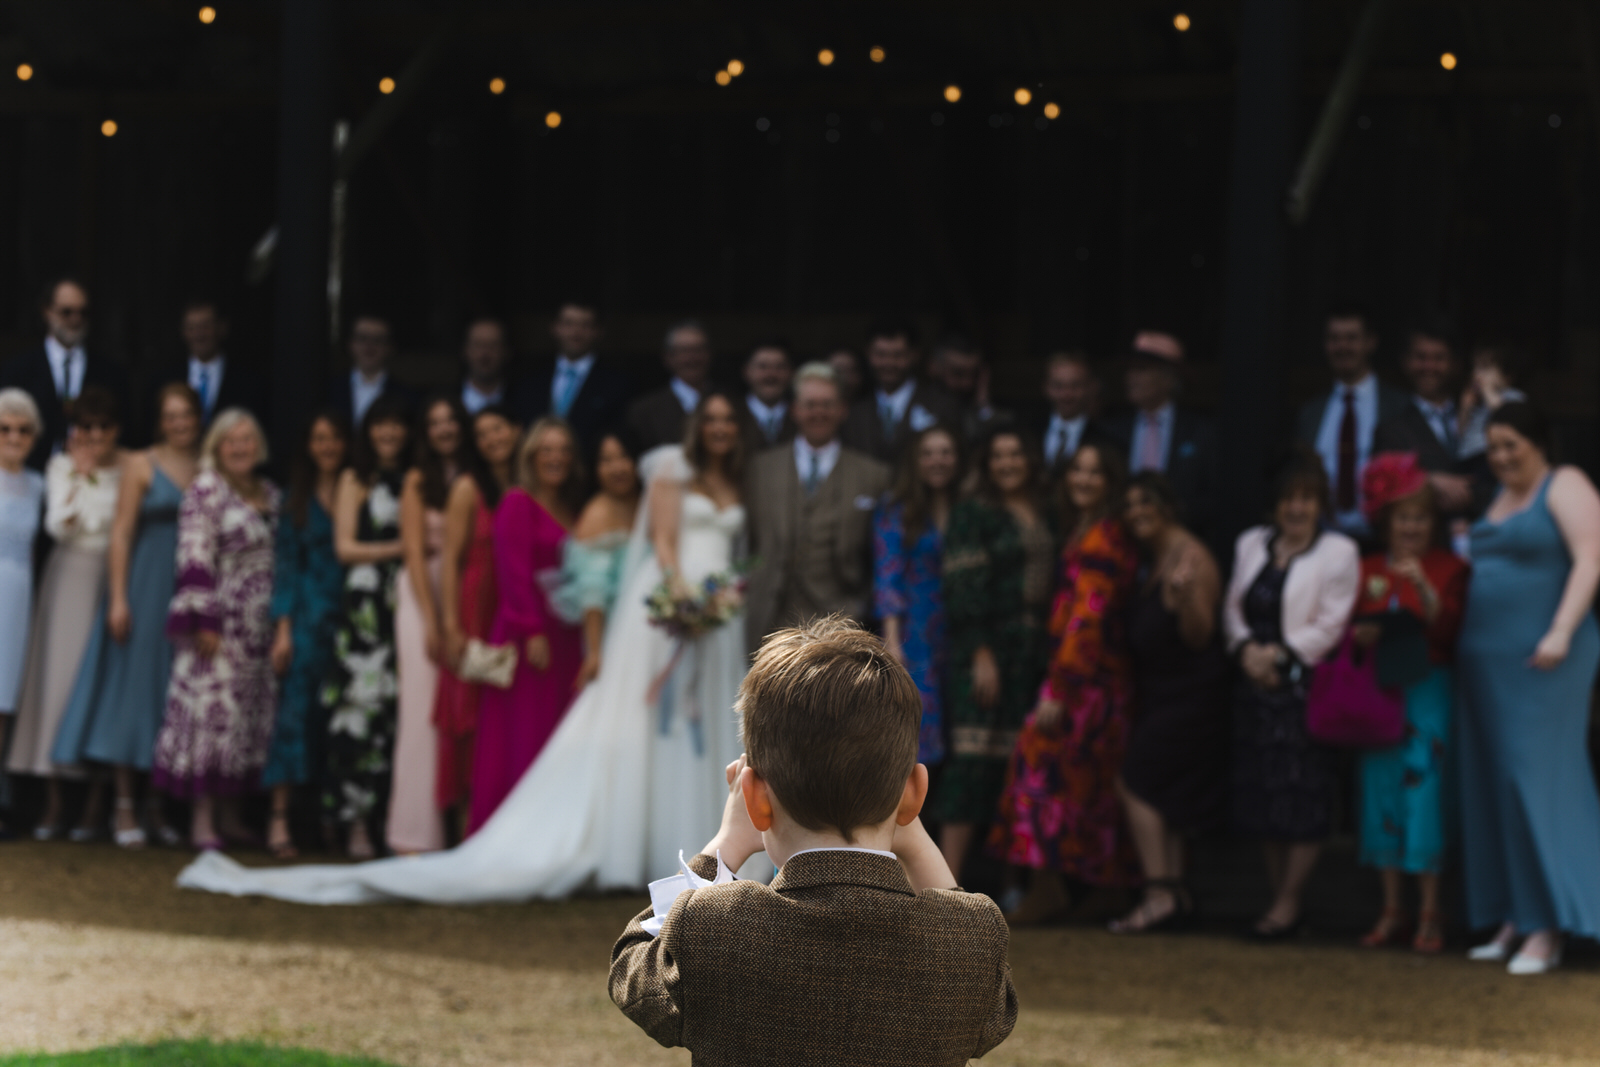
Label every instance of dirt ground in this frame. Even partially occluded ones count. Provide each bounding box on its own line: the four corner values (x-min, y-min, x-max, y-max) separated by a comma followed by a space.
3, 842, 1600, 1066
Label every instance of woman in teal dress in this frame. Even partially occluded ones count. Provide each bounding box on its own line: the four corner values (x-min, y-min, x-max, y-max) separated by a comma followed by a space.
262, 412, 349, 857
936, 424, 1056, 881
1458, 403, 1600, 975
874, 427, 959, 766
52, 384, 202, 847
552, 429, 640, 689
1351, 453, 1469, 955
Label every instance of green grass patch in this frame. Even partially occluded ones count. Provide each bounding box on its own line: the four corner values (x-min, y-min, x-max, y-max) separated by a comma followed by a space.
0, 1041, 401, 1067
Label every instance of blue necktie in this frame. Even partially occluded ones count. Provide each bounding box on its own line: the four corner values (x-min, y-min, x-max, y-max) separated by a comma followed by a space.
197, 366, 213, 419
554, 364, 577, 417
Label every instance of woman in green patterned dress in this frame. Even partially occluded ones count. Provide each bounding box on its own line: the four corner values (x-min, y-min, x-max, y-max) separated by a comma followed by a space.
935, 423, 1058, 881
321, 396, 411, 858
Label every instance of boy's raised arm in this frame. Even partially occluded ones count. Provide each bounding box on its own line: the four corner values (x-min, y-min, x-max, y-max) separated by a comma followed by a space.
609, 906, 688, 1049
891, 816, 958, 891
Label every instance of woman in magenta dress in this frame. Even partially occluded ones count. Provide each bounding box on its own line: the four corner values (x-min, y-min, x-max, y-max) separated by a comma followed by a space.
467, 417, 584, 832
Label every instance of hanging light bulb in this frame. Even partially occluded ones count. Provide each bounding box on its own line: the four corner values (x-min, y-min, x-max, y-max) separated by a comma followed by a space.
545, 111, 562, 129
488, 77, 506, 95
198, 6, 217, 23
869, 46, 886, 63
727, 59, 745, 76
817, 48, 835, 66
101, 119, 118, 137
16, 63, 34, 81
1043, 102, 1060, 120
1173, 12, 1192, 31
715, 69, 732, 86
943, 84, 961, 103
1014, 87, 1032, 105
378, 76, 396, 94
1440, 52, 1458, 70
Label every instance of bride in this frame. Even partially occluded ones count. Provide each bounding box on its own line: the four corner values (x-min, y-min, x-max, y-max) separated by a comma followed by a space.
178, 392, 767, 903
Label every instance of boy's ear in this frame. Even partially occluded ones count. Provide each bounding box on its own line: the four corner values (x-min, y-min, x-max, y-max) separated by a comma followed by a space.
741, 766, 775, 832
894, 763, 929, 827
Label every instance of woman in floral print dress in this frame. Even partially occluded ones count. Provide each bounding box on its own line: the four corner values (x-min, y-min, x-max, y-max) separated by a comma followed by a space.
321, 397, 410, 858
989, 441, 1140, 923
152, 409, 280, 850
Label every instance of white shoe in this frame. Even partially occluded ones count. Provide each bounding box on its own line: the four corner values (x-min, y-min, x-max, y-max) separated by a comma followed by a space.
1468, 938, 1515, 962
1508, 942, 1562, 976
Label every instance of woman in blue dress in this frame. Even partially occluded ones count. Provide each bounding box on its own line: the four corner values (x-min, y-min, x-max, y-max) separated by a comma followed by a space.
0, 389, 45, 840
873, 426, 960, 766
52, 384, 202, 848
1458, 402, 1600, 975
552, 428, 640, 689
262, 412, 350, 858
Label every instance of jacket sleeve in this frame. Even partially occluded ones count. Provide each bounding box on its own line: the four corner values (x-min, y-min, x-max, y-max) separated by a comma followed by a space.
167, 476, 224, 638
492, 491, 548, 643
1286, 534, 1360, 666
1222, 528, 1260, 652
608, 851, 719, 1050
1044, 523, 1130, 702
970, 904, 1020, 1059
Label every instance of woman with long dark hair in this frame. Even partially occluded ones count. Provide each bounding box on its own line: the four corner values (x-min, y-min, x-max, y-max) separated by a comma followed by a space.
261, 410, 349, 858
387, 395, 472, 854
553, 428, 642, 691
873, 425, 960, 766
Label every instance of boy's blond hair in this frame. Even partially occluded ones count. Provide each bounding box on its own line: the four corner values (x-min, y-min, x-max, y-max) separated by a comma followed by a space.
736, 615, 921, 841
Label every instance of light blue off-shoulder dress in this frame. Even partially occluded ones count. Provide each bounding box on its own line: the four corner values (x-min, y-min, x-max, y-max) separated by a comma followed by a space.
551, 530, 630, 628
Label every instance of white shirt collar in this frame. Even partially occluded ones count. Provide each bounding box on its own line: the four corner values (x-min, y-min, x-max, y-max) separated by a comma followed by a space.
794, 436, 841, 484
557, 352, 596, 375
669, 377, 701, 413
44, 336, 86, 398
877, 379, 917, 419
462, 381, 503, 414
1337, 372, 1378, 401
746, 394, 786, 421
786, 846, 899, 862
1049, 411, 1086, 432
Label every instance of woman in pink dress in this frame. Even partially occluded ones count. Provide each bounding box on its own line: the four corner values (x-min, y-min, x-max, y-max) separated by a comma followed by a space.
467, 417, 584, 832
387, 396, 472, 853
435, 405, 516, 836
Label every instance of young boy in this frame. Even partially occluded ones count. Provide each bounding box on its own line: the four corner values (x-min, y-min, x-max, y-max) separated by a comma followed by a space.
610, 616, 1018, 1066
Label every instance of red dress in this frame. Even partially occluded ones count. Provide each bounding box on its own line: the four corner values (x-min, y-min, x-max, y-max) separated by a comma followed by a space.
988, 518, 1141, 886
433, 497, 498, 810
467, 490, 582, 832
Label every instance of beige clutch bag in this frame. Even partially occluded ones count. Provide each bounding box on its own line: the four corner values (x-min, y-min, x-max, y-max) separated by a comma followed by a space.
458, 638, 517, 689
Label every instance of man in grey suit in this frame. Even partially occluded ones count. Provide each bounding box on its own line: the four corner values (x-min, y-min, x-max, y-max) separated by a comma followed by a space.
1293, 306, 1409, 539
627, 320, 714, 450
744, 362, 890, 649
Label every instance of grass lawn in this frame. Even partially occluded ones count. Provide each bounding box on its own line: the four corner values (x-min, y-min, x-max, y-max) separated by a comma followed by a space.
0, 1042, 399, 1067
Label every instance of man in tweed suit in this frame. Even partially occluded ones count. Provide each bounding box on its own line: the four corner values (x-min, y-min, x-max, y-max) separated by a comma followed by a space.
742, 363, 890, 650
610, 617, 1018, 1066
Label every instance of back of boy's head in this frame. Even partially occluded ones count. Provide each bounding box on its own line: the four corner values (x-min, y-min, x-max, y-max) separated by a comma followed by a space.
737, 616, 921, 842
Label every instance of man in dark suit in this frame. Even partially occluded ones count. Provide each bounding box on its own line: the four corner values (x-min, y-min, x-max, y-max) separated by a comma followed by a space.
1375, 318, 1476, 517
839, 319, 964, 465
1032, 351, 1114, 479
929, 334, 1010, 444
737, 340, 796, 455
458, 317, 535, 421
326, 313, 416, 430
1293, 306, 1409, 539
522, 300, 631, 455
1103, 330, 1217, 538
148, 300, 269, 435
0, 277, 127, 470
627, 320, 714, 450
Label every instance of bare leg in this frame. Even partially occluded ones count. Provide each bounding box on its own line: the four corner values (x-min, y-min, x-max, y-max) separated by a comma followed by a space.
1261, 842, 1287, 895
347, 817, 375, 860
78, 775, 108, 833
112, 766, 140, 835
940, 822, 975, 883
41, 778, 64, 830
1109, 781, 1182, 932
1414, 872, 1444, 951
215, 796, 252, 842
268, 785, 296, 858
1260, 842, 1320, 929
1360, 868, 1407, 946
191, 794, 217, 846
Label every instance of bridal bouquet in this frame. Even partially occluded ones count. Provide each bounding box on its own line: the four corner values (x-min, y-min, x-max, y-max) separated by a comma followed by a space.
645, 566, 749, 641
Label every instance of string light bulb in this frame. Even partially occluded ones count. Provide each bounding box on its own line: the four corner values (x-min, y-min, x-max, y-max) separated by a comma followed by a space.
869, 46, 886, 63
714, 69, 732, 86
1173, 13, 1192, 31
378, 76, 395, 94
545, 111, 562, 129
1014, 87, 1032, 105
488, 77, 506, 95
198, 6, 216, 23
101, 119, 118, 137
1043, 102, 1060, 120
943, 84, 961, 103
16, 63, 33, 81
817, 48, 835, 66
1440, 52, 1458, 70
727, 59, 744, 76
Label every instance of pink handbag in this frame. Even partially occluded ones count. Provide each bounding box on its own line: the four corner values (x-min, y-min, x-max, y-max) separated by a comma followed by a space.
1304, 632, 1405, 748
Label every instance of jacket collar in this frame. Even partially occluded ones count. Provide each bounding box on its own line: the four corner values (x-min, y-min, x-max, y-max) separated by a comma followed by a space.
770, 849, 917, 896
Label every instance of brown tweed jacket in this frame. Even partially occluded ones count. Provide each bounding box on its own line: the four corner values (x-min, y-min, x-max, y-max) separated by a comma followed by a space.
609, 850, 1018, 1066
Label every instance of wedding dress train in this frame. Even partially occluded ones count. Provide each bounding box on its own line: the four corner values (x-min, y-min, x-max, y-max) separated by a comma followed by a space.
177, 446, 764, 904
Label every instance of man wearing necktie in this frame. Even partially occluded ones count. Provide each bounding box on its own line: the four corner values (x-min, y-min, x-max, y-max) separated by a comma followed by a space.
1034, 351, 1110, 479
1375, 317, 1477, 517
626, 320, 714, 450
528, 301, 630, 455
839, 319, 963, 464
0, 277, 127, 470
738, 341, 796, 456
151, 300, 270, 446
1104, 330, 1218, 542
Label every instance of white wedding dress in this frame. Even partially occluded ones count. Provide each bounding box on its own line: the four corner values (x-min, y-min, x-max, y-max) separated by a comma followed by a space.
177, 446, 764, 904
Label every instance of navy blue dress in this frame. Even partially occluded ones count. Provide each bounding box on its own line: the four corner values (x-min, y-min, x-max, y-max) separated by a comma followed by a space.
1458, 473, 1600, 937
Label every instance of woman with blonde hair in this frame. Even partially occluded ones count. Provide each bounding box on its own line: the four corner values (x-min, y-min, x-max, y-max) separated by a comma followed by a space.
467, 417, 583, 832
151, 407, 280, 850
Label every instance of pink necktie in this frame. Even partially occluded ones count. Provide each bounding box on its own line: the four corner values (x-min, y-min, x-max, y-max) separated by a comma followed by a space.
1138, 413, 1164, 471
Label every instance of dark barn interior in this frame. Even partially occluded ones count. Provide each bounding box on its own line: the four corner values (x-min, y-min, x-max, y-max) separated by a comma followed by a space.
1, 0, 1598, 538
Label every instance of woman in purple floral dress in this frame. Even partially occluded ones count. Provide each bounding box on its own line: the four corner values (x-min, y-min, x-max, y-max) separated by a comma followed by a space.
152, 409, 281, 850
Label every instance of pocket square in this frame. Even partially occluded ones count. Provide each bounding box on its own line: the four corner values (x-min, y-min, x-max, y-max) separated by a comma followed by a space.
908, 404, 939, 432
854, 494, 877, 511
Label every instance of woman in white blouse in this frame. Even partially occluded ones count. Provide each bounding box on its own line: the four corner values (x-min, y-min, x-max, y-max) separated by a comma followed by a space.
7, 386, 125, 838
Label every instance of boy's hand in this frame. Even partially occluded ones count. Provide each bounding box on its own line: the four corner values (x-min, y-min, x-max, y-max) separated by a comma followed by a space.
891, 816, 958, 891
703, 755, 764, 871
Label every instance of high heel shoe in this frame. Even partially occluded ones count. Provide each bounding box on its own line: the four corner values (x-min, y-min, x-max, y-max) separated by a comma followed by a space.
1359, 906, 1412, 949
1108, 880, 1194, 935
1412, 910, 1445, 955
1468, 926, 1518, 962
1508, 936, 1563, 976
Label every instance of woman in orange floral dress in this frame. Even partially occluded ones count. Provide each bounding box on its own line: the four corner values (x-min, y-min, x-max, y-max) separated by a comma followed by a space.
989, 442, 1140, 923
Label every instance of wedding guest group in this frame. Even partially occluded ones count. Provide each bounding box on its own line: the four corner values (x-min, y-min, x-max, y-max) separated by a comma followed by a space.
5, 289, 1600, 985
